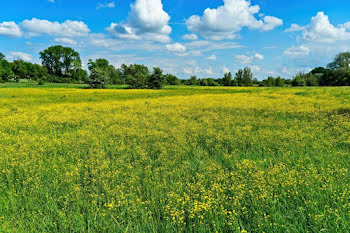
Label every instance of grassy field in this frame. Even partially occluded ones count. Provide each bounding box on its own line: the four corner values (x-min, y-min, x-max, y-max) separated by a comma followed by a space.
0, 84, 349, 232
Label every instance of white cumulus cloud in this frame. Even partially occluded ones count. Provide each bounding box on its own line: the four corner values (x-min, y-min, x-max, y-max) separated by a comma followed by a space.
186, 0, 282, 40
21, 18, 90, 37
0, 21, 22, 37
283, 45, 310, 57
235, 53, 264, 65
166, 43, 186, 53
7, 52, 34, 62
182, 34, 198, 40
107, 0, 171, 43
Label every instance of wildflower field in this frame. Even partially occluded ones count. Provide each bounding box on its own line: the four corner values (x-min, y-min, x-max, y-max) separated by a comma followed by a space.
0, 85, 349, 232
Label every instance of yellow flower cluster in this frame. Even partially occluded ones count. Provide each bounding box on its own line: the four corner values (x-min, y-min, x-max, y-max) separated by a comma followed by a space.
0, 86, 349, 232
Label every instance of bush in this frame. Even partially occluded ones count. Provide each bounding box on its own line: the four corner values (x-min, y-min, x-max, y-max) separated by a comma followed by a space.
89, 67, 109, 89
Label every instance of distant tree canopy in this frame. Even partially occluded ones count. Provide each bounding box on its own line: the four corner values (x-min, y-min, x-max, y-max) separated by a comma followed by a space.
328, 52, 350, 70
87, 58, 120, 88
2, 48, 350, 87
39, 45, 85, 83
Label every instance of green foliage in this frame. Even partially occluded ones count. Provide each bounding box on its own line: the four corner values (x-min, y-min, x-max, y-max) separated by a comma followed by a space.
0, 59, 14, 82
39, 45, 82, 80
188, 75, 199, 86
125, 64, 150, 89
223, 72, 232, 86
88, 67, 109, 89
242, 67, 253, 86
88, 59, 119, 89
164, 74, 180, 85
235, 69, 244, 86
149, 67, 164, 89
328, 52, 350, 70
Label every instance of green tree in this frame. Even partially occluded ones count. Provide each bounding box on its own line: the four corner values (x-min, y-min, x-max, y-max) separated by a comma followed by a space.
291, 72, 307, 86
164, 74, 180, 85
262, 77, 276, 87
88, 58, 119, 88
242, 67, 253, 86
275, 77, 285, 87
88, 67, 109, 89
0, 55, 13, 82
234, 69, 244, 86
39, 45, 82, 79
149, 67, 164, 89
88, 58, 119, 85
11, 60, 28, 82
27, 63, 47, 82
188, 76, 198, 85
125, 64, 150, 89
223, 72, 232, 86
328, 52, 350, 70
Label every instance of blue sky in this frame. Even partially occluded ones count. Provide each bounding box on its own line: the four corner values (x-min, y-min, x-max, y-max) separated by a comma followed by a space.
1, 0, 350, 79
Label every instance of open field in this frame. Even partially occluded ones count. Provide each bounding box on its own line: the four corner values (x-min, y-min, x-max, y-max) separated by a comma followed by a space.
0, 85, 349, 232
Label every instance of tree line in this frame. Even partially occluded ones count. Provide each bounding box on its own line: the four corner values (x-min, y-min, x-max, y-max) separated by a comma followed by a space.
1, 45, 350, 88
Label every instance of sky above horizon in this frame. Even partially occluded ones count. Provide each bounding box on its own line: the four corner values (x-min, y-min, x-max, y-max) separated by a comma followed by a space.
1, 0, 350, 79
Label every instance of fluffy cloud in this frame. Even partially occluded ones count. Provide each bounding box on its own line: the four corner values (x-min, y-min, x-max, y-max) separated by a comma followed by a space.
0, 19, 90, 38
284, 23, 305, 32
166, 43, 186, 53
182, 34, 198, 40
235, 53, 264, 65
286, 12, 350, 43
186, 0, 282, 40
107, 0, 171, 43
21, 18, 90, 37
284, 12, 350, 60
0, 22, 22, 37
283, 45, 310, 57
7, 52, 34, 62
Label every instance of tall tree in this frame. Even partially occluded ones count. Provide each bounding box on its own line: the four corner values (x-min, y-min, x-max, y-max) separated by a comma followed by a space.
39, 45, 81, 78
328, 52, 350, 70
242, 67, 253, 86
223, 72, 232, 86
149, 67, 164, 89
235, 69, 244, 86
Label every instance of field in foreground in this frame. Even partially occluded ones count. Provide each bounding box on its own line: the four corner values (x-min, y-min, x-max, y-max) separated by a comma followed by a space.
0, 86, 349, 232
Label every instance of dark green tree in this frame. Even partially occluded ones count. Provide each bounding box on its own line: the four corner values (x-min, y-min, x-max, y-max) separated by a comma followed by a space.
149, 67, 164, 89
223, 72, 232, 86
242, 67, 253, 86
11, 60, 28, 82
39, 45, 82, 80
275, 77, 285, 87
164, 74, 180, 85
124, 64, 150, 89
234, 69, 244, 86
291, 72, 307, 86
0, 55, 13, 82
188, 76, 198, 85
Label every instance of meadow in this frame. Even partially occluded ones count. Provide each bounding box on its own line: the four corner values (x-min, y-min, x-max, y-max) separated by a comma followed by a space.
0, 84, 349, 232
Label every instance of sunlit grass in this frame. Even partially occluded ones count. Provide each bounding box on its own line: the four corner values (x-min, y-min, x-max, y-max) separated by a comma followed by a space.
0, 86, 349, 232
